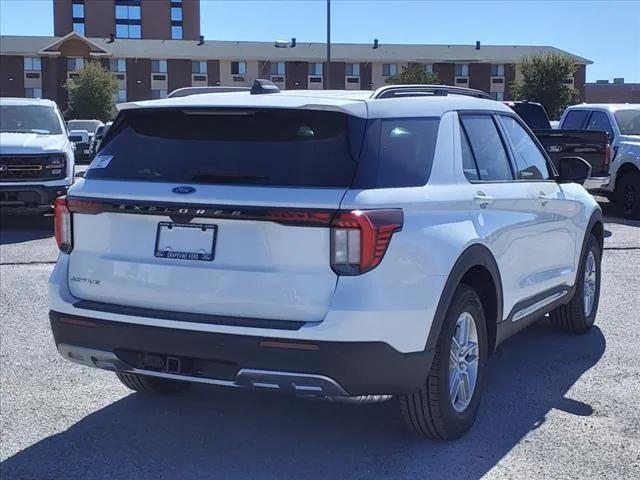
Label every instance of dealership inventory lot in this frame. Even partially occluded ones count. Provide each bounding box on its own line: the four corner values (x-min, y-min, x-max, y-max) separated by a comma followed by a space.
1, 205, 639, 480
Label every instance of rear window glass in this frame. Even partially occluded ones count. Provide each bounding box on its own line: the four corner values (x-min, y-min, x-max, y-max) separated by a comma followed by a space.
561, 110, 589, 129
507, 103, 551, 130
376, 118, 440, 188
88, 108, 363, 188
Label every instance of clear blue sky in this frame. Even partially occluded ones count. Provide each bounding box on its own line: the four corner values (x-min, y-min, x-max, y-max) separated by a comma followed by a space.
1, 0, 639, 82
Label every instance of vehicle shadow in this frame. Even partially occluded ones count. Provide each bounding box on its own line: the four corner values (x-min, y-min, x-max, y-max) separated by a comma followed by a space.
599, 199, 640, 228
0, 214, 54, 245
1, 321, 605, 480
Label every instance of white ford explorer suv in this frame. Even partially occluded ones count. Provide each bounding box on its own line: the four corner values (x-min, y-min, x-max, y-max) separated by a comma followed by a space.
1, 98, 75, 214
49, 83, 603, 440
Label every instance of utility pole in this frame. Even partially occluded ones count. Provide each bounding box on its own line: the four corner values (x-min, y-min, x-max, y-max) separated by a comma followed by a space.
326, 0, 331, 89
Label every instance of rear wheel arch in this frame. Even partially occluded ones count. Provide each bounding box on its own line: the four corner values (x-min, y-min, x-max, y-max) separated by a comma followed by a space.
425, 244, 503, 356
615, 161, 639, 188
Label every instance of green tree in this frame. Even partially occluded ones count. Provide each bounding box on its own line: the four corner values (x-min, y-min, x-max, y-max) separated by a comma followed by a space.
65, 61, 118, 121
386, 63, 440, 85
510, 53, 578, 119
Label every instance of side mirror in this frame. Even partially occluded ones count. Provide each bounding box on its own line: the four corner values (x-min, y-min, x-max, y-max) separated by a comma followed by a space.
556, 156, 592, 185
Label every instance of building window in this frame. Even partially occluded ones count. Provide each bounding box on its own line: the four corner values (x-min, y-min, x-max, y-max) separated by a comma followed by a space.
151, 60, 168, 73
115, 0, 142, 38
270, 62, 285, 75
231, 61, 247, 75
151, 89, 168, 99
116, 89, 127, 102
308, 63, 323, 76
67, 58, 85, 71
491, 92, 504, 101
192, 61, 207, 74
455, 64, 469, 77
72, 2, 84, 18
422, 64, 433, 73
491, 64, 504, 76
72, 0, 85, 35
24, 88, 43, 98
24, 57, 42, 71
383, 64, 397, 76
170, 1, 183, 40
171, 26, 183, 39
171, 7, 182, 21
345, 63, 360, 76
110, 59, 127, 73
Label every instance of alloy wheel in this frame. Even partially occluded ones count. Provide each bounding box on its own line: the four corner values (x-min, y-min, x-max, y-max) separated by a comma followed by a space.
449, 312, 479, 413
583, 250, 597, 317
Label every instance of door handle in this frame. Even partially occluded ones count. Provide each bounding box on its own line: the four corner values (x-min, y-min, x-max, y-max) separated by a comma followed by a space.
537, 193, 549, 206
473, 192, 495, 208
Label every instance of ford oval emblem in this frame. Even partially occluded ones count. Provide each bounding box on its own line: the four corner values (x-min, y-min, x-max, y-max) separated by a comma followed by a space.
0, 164, 7, 172
172, 186, 196, 194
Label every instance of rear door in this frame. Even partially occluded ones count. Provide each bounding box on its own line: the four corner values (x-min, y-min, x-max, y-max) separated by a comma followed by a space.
68, 107, 365, 323
458, 113, 575, 317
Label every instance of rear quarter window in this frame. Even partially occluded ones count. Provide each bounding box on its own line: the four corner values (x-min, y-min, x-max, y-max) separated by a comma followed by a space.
353, 117, 441, 188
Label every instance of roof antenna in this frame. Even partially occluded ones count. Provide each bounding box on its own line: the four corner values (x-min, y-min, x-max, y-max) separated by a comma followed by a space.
290, 37, 297, 48
198, 35, 204, 46
373, 38, 379, 49
107, 33, 115, 43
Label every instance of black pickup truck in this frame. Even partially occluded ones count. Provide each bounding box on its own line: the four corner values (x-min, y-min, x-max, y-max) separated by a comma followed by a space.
504, 101, 611, 190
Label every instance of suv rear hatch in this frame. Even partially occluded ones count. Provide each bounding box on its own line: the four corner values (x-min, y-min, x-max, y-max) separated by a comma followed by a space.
65, 107, 364, 324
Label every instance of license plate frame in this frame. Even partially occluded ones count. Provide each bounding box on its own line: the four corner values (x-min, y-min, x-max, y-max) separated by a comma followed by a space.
154, 222, 217, 261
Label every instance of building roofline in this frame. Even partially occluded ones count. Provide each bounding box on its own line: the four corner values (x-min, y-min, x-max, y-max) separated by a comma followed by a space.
0, 34, 593, 64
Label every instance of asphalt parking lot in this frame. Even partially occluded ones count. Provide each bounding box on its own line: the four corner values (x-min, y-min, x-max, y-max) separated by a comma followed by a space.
1, 200, 639, 480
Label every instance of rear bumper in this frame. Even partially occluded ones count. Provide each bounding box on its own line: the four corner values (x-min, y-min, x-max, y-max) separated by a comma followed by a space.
583, 175, 610, 191
0, 184, 68, 212
50, 311, 434, 396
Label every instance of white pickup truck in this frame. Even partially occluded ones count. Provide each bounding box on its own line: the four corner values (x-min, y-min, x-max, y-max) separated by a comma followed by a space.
0, 97, 75, 214
559, 104, 640, 219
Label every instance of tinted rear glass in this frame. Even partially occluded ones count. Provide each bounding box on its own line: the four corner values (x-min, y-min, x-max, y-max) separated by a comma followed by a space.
614, 109, 640, 135
88, 108, 363, 187
507, 103, 551, 130
561, 110, 589, 129
376, 118, 440, 187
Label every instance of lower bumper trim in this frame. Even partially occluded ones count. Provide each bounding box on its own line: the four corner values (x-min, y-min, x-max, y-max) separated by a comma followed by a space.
58, 343, 350, 397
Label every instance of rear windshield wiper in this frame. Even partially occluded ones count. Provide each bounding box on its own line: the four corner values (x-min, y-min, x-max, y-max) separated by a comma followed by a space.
189, 174, 269, 184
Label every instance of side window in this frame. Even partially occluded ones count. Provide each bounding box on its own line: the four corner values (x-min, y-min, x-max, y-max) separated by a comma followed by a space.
562, 110, 589, 129
460, 115, 513, 181
377, 117, 440, 187
499, 115, 550, 180
460, 127, 480, 181
586, 111, 614, 139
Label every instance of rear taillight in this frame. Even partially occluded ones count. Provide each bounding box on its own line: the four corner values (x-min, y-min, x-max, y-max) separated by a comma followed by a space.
605, 143, 612, 166
330, 209, 403, 275
54, 196, 73, 253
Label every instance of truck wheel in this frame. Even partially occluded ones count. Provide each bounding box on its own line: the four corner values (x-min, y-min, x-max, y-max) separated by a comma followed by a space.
550, 234, 601, 333
399, 284, 488, 440
617, 171, 640, 219
116, 372, 190, 394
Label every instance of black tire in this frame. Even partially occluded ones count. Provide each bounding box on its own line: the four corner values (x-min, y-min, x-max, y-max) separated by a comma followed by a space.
399, 284, 488, 440
116, 372, 190, 394
550, 234, 601, 334
616, 171, 640, 220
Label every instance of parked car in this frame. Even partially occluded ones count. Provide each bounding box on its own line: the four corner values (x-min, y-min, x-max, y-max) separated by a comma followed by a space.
558, 104, 640, 219
49, 83, 603, 440
0, 97, 75, 214
505, 101, 611, 192
66, 119, 103, 162
88, 121, 112, 159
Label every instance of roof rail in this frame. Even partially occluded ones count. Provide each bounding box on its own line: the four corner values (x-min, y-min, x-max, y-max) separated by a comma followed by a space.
372, 84, 492, 100
168, 86, 250, 98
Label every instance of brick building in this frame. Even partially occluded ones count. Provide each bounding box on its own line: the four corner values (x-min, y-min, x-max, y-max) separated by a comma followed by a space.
0, 0, 591, 110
